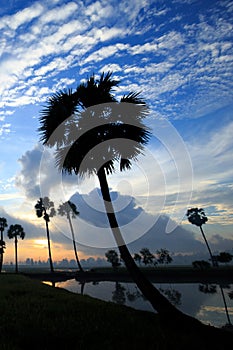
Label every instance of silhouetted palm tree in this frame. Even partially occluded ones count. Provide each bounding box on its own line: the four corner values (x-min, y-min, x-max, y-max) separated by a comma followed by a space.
7, 224, 25, 273
186, 207, 232, 325
186, 208, 215, 264
58, 201, 83, 272
0, 217, 8, 273
35, 197, 56, 273
38, 72, 202, 326
105, 249, 121, 270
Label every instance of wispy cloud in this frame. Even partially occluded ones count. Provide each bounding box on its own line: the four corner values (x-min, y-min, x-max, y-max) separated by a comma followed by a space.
0, 0, 232, 122
0, 123, 11, 137
40, 1, 78, 24
0, 3, 43, 31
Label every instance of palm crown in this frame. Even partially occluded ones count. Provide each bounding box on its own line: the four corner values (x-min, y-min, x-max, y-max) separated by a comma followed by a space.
186, 207, 208, 227
58, 201, 79, 219
7, 224, 25, 240
0, 217, 8, 232
35, 197, 56, 222
39, 72, 151, 177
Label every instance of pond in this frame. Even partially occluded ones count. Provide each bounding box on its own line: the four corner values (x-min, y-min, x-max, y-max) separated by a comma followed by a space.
46, 279, 233, 328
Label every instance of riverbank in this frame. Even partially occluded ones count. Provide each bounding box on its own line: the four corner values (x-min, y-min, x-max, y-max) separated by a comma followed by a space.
0, 274, 233, 349
21, 265, 233, 284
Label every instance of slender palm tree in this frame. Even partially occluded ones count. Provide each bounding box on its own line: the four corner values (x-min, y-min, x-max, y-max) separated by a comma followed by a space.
58, 201, 83, 272
35, 197, 56, 273
186, 207, 232, 325
186, 208, 215, 263
0, 217, 8, 273
7, 224, 25, 273
38, 72, 202, 326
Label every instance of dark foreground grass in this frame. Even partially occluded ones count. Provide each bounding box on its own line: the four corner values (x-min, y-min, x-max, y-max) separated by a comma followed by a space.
0, 275, 232, 350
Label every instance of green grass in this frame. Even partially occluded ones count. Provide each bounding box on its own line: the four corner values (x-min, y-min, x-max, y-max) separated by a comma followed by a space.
0, 274, 162, 350
0, 274, 232, 350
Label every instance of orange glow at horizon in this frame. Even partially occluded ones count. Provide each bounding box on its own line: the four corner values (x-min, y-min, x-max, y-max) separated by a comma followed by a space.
3, 238, 89, 263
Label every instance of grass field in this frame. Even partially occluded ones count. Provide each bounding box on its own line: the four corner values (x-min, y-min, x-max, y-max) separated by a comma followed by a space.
0, 274, 233, 349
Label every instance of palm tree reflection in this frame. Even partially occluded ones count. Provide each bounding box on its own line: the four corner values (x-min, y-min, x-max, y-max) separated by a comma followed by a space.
199, 284, 217, 294
111, 282, 182, 307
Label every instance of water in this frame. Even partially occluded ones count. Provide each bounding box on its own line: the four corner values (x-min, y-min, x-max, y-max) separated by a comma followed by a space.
49, 279, 233, 327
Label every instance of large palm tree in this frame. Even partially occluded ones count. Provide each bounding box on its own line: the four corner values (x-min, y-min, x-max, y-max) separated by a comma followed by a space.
0, 217, 8, 273
7, 224, 25, 273
57, 201, 83, 272
35, 197, 56, 273
38, 72, 202, 326
186, 207, 232, 325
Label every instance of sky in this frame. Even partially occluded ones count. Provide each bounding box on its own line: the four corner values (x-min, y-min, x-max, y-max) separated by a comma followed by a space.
0, 0, 233, 264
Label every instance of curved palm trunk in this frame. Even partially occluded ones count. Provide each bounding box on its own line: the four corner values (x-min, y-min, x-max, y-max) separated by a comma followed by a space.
0, 230, 4, 273
45, 220, 54, 273
97, 168, 199, 325
67, 213, 83, 272
15, 236, 18, 273
200, 226, 232, 325
200, 226, 215, 264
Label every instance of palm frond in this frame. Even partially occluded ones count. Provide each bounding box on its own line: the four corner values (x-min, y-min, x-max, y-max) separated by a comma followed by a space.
39, 89, 78, 146
98, 71, 119, 94
121, 92, 144, 105
120, 159, 132, 171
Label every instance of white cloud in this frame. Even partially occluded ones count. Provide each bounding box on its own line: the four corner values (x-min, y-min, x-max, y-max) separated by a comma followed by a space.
99, 63, 122, 73
0, 3, 43, 31
15, 144, 44, 199
188, 120, 233, 181
83, 42, 128, 64
34, 56, 74, 77
40, 2, 78, 24
0, 193, 22, 201
0, 110, 14, 116
54, 78, 76, 90
129, 41, 158, 55
83, 45, 116, 64
0, 123, 11, 136
85, 1, 114, 22
15, 144, 79, 201
0, 0, 231, 121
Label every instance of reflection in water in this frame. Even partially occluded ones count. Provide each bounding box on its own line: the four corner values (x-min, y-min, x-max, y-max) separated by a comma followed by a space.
43, 281, 56, 288
126, 288, 142, 302
198, 283, 232, 325
159, 287, 182, 306
199, 284, 217, 294
112, 282, 126, 305
110, 282, 181, 307
53, 280, 233, 327
229, 290, 233, 299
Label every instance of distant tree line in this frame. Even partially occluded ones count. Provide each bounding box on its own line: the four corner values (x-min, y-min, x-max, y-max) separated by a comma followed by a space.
105, 248, 173, 269
192, 252, 233, 270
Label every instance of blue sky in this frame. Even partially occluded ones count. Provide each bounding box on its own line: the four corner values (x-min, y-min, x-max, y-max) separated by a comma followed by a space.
0, 0, 233, 262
